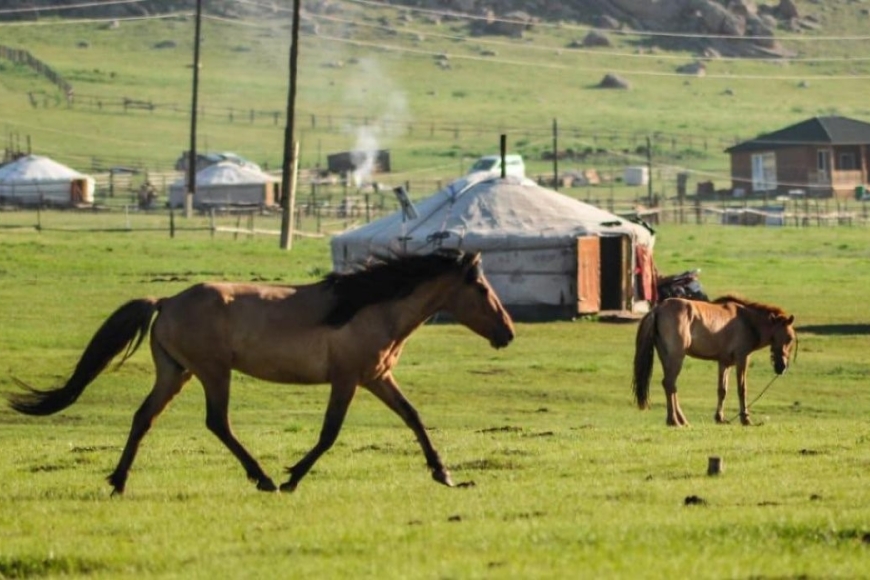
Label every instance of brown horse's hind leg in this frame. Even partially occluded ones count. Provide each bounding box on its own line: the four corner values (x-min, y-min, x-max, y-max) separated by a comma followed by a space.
280, 379, 356, 492
735, 359, 752, 426
199, 369, 277, 492
362, 373, 454, 487
659, 351, 689, 427
714, 363, 730, 424
108, 343, 190, 495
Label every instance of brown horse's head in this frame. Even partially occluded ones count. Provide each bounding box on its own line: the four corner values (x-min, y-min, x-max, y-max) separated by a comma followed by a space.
443, 253, 515, 349
770, 313, 796, 375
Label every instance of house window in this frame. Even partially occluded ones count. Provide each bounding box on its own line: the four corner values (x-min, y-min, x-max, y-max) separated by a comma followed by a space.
751, 152, 777, 192
839, 152, 856, 170
817, 150, 829, 172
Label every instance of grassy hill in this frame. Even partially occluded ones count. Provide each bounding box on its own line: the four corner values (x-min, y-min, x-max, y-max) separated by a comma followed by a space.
2, 0, 870, 192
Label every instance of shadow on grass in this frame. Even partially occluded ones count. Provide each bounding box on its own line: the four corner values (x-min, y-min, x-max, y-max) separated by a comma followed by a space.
797, 324, 870, 336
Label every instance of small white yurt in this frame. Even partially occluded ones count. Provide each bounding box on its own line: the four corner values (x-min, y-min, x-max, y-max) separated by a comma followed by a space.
0, 155, 95, 205
331, 174, 657, 320
168, 161, 278, 208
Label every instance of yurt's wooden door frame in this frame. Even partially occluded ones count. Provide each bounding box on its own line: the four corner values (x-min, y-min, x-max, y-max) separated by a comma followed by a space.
576, 235, 633, 315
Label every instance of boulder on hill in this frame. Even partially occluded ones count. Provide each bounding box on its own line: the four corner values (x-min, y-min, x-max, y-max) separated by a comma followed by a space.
598, 73, 630, 89
582, 30, 612, 47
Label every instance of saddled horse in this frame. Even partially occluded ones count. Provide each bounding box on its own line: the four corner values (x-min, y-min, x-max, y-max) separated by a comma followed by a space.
8, 250, 515, 494
632, 295, 796, 426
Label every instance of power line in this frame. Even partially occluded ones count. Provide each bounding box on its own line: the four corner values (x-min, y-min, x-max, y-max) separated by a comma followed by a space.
0, 10, 193, 27
0, 0, 148, 15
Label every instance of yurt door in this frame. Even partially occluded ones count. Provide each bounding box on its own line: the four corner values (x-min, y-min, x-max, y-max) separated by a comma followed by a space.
600, 235, 632, 311
576, 237, 601, 314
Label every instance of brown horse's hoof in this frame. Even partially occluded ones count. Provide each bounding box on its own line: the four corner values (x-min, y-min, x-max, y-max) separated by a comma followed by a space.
257, 478, 278, 492
107, 473, 126, 496
432, 469, 454, 487
278, 480, 297, 493
714, 414, 729, 424
740, 416, 752, 426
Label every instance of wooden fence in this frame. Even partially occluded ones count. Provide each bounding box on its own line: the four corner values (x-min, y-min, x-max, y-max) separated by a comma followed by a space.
0, 45, 73, 102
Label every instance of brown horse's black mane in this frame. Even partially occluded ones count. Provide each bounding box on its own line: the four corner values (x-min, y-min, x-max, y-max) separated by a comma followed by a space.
323, 249, 476, 327
713, 294, 788, 317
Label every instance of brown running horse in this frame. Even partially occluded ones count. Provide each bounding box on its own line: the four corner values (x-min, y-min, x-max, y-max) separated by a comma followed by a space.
8, 250, 515, 494
632, 295, 796, 426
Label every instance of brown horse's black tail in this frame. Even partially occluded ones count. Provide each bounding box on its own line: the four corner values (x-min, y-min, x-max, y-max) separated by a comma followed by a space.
8, 298, 160, 416
632, 308, 658, 410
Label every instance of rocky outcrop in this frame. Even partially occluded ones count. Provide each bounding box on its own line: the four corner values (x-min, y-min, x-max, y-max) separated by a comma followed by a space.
386, 0, 814, 58
0, 0, 815, 58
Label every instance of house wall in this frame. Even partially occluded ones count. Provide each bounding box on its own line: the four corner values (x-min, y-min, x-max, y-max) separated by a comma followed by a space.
729, 152, 752, 194
776, 146, 817, 195
732, 144, 870, 199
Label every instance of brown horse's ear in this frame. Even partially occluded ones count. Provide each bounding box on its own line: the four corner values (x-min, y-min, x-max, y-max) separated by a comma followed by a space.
461, 252, 482, 271
772, 313, 795, 326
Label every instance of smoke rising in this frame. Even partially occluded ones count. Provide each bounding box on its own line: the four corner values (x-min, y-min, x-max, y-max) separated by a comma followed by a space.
343, 58, 409, 187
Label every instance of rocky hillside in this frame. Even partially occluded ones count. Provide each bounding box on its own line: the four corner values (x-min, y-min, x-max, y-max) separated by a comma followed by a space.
378, 0, 815, 57
1, 0, 818, 57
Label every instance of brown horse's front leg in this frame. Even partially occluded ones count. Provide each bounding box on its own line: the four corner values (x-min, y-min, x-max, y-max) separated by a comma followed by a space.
203, 387, 277, 493
714, 363, 730, 424
363, 373, 454, 487
280, 380, 356, 492
736, 359, 752, 426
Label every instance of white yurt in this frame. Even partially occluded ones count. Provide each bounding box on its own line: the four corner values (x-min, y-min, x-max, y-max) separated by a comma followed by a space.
0, 154, 95, 205
168, 161, 278, 208
330, 174, 657, 320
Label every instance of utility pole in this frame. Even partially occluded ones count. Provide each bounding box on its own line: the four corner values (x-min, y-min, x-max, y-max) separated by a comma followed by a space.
185, 0, 203, 219
280, 0, 302, 249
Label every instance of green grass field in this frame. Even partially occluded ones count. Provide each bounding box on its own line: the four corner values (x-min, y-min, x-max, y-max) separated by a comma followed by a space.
1, 222, 870, 578
3, 3, 870, 578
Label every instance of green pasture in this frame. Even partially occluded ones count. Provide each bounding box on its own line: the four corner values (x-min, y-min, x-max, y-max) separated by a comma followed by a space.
0, 221, 870, 578
3, 0, 870, 190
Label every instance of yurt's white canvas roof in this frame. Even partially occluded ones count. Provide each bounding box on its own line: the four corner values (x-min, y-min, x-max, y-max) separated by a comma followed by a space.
0, 154, 88, 182
332, 174, 653, 261
171, 161, 277, 187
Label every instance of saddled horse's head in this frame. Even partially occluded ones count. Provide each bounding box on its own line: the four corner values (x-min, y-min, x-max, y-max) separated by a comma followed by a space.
443, 252, 515, 349
769, 313, 796, 375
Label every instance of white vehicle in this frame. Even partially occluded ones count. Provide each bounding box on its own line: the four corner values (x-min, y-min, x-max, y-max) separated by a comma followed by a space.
467, 154, 525, 178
